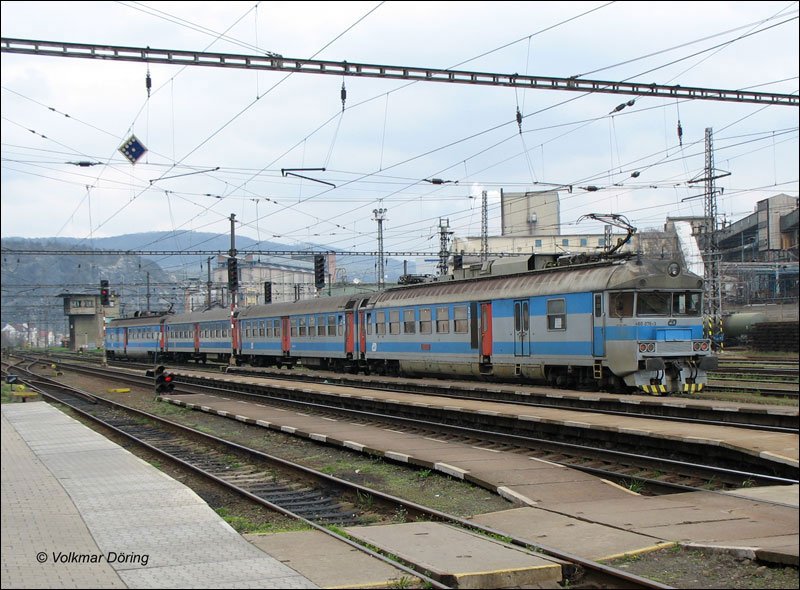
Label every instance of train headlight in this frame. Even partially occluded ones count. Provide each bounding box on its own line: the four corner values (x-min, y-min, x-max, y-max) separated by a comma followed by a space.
667, 262, 681, 277
639, 342, 655, 353
693, 341, 710, 352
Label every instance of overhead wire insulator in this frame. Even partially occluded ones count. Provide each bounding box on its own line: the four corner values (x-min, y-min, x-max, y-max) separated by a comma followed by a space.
516, 107, 522, 134
145, 69, 152, 98
677, 120, 683, 146
340, 81, 346, 112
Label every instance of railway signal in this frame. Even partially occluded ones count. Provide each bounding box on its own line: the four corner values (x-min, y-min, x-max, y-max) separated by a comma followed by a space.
264, 281, 272, 304
314, 254, 325, 289
100, 280, 110, 306
153, 365, 175, 394
227, 256, 239, 292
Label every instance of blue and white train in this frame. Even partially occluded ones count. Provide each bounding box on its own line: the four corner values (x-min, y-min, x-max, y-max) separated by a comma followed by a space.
105, 255, 718, 395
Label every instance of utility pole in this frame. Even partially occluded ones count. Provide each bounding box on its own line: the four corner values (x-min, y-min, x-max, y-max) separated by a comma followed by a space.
689, 128, 730, 351
438, 218, 454, 276
481, 190, 489, 262
228, 213, 238, 365
373, 208, 387, 290
146, 271, 151, 313
206, 256, 214, 309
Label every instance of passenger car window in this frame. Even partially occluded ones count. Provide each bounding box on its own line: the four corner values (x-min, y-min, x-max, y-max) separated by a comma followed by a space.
547, 299, 566, 330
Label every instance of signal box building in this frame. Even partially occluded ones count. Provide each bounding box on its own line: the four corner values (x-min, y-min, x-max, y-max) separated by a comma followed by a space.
58, 291, 119, 351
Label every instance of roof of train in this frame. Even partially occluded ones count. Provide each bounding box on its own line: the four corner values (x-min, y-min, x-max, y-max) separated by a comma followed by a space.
370, 258, 702, 307
167, 307, 232, 324
238, 294, 355, 319
108, 258, 703, 324
107, 314, 169, 327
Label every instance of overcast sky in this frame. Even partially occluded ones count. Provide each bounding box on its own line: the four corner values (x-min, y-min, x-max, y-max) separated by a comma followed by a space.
2, 1, 798, 275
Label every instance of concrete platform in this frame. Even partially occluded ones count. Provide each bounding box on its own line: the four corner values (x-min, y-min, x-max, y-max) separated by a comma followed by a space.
161, 391, 799, 566
163, 392, 636, 506
1, 402, 319, 589
182, 371, 800, 469
344, 522, 563, 589
244, 530, 421, 589
472, 489, 800, 566
247, 525, 564, 589
0, 401, 584, 590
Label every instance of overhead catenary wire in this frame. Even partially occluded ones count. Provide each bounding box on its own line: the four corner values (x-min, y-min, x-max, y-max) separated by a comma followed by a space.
1, 3, 796, 271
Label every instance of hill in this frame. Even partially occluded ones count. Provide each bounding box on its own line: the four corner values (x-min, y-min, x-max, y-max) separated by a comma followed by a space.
0, 232, 413, 330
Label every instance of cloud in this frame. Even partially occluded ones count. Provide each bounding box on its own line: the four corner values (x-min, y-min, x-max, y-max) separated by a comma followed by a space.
2, 1, 797, 277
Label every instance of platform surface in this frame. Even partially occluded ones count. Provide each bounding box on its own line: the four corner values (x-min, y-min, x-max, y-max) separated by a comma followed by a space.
1, 402, 319, 589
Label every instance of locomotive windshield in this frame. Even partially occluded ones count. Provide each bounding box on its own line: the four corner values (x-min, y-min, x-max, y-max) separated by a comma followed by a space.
637, 292, 670, 315
610, 290, 702, 317
671, 291, 702, 316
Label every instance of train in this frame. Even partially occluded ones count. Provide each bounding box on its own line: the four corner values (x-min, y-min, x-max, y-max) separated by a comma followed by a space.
105, 254, 718, 395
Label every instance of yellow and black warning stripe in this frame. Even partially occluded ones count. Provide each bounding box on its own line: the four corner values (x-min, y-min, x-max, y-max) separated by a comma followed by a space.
640, 384, 667, 395
682, 383, 704, 393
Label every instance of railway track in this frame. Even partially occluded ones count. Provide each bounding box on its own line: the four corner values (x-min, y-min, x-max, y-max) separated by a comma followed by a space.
4, 360, 674, 590
15, 355, 797, 491
28, 352, 799, 432
706, 378, 799, 398
165, 381, 797, 492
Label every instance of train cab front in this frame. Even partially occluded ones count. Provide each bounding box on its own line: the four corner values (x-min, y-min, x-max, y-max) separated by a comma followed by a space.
631, 339, 718, 395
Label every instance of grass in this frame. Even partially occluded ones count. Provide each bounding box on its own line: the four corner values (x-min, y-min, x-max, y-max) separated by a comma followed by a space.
626, 478, 646, 493
149, 401, 191, 416
356, 490, 375, 509
214, 507, 308, 534
1, 383, 16, 404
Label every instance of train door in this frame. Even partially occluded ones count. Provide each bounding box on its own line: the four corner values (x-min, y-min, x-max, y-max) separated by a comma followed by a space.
281, 317, 291, 355
358, 311, 367, 358
159, 322, 166, 354
592, 293, 605, 357
479, 302, 493, 360
513, 299, 530, 356
345, 311, 355, 357
123, 327, 129, 355
193, 323, 200, 355
230, 314, 239, 355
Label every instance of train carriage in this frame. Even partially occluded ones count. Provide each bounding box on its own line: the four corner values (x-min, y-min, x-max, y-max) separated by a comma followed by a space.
104, 314, 166, 361
105, 255, 717, 395
165, 308, 235, 364
362, 257, 716, 393
237, 295, 362, 370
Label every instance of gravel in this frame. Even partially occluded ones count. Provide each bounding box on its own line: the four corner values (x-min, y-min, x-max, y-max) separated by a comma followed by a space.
605, 545, 798, 589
